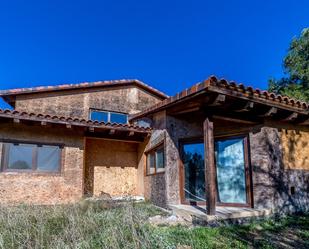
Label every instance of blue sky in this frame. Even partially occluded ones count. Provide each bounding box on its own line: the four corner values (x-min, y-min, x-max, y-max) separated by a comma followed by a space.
0, 0, 308, 109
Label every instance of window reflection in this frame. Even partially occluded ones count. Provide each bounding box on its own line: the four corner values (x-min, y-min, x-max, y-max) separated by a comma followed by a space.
183, 143, 205, 202
215, 138, 247, 204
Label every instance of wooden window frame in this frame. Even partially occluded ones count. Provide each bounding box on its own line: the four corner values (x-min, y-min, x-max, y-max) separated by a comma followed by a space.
179, 134, 253, 208
0, 140, 64, 174
89, 109, 129, 124
145, 143, 165, 176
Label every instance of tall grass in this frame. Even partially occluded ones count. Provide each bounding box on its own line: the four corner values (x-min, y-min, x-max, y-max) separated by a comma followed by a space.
0, 201, 308, 249
0, 201, 166, 249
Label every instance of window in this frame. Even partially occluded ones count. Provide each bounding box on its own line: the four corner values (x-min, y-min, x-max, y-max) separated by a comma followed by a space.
90, 109, 128, 124
146, 145, 165, 175
1, 142, 62, 173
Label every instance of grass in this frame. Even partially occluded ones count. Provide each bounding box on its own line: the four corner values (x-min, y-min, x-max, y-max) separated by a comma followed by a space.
0, 201, 308, 249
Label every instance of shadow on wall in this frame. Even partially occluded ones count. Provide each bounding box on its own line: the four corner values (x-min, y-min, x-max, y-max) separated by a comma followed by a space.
252, 127, 309, 214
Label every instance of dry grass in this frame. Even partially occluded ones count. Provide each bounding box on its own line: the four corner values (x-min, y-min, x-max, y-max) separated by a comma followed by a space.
0, 201, 308, 249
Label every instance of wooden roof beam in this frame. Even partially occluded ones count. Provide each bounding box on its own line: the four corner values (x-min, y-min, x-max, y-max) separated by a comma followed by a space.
109, 129, 116, 135
281, 112, 298, 122
260, 107, 277, 117
234, 101, 254, 112
208, 94, 226, 106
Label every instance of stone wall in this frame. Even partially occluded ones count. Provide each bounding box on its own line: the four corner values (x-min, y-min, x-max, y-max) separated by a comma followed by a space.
14, 86, 163, 119
250, 127, 309, 213
0, 123, 84, 205
143, 112, 203, 207
84, 138, 141, 197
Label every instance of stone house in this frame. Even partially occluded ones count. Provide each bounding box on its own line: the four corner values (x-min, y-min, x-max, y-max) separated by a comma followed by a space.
0, 76, 308, 216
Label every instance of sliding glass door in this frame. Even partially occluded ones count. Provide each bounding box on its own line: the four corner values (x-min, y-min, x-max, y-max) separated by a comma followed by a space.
180, 136, 251, 206
181, 142, 206, 203
215, 137, 248, 204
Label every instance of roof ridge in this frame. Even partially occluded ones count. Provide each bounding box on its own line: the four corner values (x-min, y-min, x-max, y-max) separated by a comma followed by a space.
0, 78, 168, 100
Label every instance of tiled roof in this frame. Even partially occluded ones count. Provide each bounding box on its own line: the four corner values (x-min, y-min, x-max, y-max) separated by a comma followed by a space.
131, 76, 309, 120
0, 79, 168, 100
0, 109, 151, 133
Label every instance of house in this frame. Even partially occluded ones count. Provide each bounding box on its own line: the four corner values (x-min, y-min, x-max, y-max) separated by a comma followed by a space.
0, 76, 308, 216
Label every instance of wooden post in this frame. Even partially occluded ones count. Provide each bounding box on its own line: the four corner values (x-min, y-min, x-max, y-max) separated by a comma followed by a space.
204, 118, 216, 215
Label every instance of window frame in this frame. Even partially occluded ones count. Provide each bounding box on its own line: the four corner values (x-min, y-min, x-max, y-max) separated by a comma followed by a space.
145, 143, 165, 176
178, 134, 253, 208
89, 109, 129, 124
0, 140, 64, 174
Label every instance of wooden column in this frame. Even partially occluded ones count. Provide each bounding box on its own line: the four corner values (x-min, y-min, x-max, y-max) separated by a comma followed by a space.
204, 118, 216, 215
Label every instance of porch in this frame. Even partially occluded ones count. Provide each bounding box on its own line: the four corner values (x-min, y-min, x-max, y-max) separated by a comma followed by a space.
169, 204, 272, 224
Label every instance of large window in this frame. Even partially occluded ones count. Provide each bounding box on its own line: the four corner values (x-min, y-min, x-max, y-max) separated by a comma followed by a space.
146, 145, 165, 175
90, 109, 128, 124
1, 142, 62, 173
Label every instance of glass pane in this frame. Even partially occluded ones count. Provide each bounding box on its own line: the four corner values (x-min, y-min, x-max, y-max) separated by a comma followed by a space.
156, 147, 165, 173
90, 111, 108, 122
147, 153, 155, 174
37, 146, 61, 172
215, 138, 247, 204
183, 143, 205, 202
110, 112, 128, 124
7, 143, 34, 170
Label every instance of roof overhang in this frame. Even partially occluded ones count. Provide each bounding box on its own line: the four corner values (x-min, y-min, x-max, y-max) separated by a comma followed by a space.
0, 109, 151, 142
131, 76, 309, 126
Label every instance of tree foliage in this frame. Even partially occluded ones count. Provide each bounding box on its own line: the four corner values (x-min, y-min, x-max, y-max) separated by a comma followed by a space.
268, 28, 309, 102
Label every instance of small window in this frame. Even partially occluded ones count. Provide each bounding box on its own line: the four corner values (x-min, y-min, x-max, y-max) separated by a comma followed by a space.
90, 109, 128, 124
146, 145, 165, 175
90, 111, 108, 123
1, 142, 62, 173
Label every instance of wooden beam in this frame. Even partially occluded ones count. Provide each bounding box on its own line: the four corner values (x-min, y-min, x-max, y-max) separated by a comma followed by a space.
208, 94, 226, 106
281, 112, 298, 122
109, 129, 116, 135
260, 107, 277, 117
13, 118, 20, 124
298, 118, 309, 125
204, 118, 216, 215
234, 101, 254, 112
173, 107, 200, 115
128, 131, 135, 136
212, 115, 259, 125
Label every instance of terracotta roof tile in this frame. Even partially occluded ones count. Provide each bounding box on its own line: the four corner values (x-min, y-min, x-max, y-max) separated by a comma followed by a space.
0, 79, 168, 100
131, 75, 309, 120
0, 109, 151, 133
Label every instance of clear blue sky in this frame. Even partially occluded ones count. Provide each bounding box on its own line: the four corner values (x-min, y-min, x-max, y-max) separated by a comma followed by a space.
0, 0, 308, 109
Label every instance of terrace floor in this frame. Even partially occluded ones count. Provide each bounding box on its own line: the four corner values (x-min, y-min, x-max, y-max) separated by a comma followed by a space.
169, 204, 272, 224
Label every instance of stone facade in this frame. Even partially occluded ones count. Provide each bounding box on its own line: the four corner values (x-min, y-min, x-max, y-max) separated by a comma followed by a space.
142, 112, 309, 213
0, 84, 162, 205
14, 86, 163, 118
250, 127, 309, 213
0, 124, 84, 205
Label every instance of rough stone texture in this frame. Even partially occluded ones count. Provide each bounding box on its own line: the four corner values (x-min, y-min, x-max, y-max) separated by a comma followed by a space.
84, 138, 140, 197
14, 86, 163, 118
281, 129, 309, 170
250, 127, 309, 213
0, 123, 84, 205
142, 112, 204, 207
144, 112, 309, 214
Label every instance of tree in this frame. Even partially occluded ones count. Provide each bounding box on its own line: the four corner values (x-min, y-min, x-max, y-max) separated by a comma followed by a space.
268, 28, 309, 102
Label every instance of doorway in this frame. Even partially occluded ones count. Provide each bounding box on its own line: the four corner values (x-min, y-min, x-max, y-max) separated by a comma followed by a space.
180, 136, 252, 207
